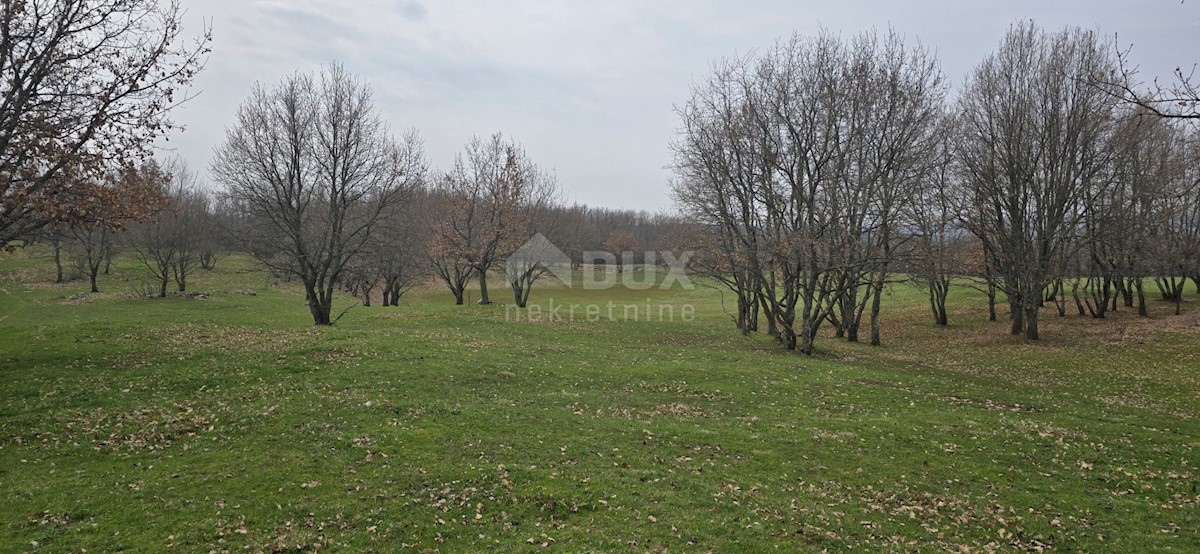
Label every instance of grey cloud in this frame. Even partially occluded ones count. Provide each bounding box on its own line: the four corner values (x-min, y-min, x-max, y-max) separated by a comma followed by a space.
170, 0, 1200, 212
395, 1, 428, 21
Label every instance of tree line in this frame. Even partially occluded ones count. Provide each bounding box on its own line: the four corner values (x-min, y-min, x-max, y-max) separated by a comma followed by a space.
24, 64, 685, 325
672, 22, 1200, 355
5, 3, 1200, 343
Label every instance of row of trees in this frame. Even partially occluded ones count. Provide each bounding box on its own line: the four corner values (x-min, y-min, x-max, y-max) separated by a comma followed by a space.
8, 3, 1198, 337
673, 23, 1200, 355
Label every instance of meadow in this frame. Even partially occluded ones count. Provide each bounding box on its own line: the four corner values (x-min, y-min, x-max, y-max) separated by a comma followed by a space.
1, 251, 1197, 552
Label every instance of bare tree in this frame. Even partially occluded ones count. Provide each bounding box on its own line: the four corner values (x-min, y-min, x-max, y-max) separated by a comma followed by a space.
909, 126, 963, 326
506, 172, 564, 308
1075, 112, 1187, 317
428, 188, 475, 306
213, 63, 426, 325
129, 159, 205, 297
0, 0, 209, 245
344, 195, 430, 307
674, 29, 944, 355
32, 223, 70, 283
67, 224, 114, 293
1144, 126, 1200, 315
957, 22, 1121, 340
431, 133, 535, 305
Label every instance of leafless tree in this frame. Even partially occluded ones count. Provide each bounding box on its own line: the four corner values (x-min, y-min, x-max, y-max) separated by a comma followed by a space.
129, 159, 206, 297
506, 171, 563, 308
1142, 126, 1200, 315
674, 29, 944, 355
68, 224, 114, 293
345, 195, 430, 307
1074, 111, 1187, 317
0, 0, 209, 245
32, 223, 70, 283
431, 133, 536, 305
957, 22, 1121, 340
213, 63, 426, 325
908, 126, 963, 326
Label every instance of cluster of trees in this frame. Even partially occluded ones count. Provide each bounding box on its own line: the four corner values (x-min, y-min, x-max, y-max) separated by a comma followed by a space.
27, 159, 227, 296
15, 48, 686, 325
8, 2, 1200, 337
673, 29, 946, 354
209, 64, 680, 323
673, 23, 1200, 355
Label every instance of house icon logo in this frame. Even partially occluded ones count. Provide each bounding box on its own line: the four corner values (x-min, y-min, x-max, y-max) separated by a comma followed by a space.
507, 233, 573, 286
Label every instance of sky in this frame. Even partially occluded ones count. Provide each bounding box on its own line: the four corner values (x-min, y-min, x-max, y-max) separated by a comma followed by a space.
164, 0, 1200, 212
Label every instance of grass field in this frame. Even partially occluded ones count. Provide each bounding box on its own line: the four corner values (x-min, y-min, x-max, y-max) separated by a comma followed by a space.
1, 250, 1198, 552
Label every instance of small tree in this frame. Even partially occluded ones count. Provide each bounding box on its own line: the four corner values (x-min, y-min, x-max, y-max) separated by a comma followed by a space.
68, 225, 114, 293
603, 230, 639, 272
129, 160, 205, 297
909, 129, 961, 326
213, 63, 426, 325
431, 133, 537, 305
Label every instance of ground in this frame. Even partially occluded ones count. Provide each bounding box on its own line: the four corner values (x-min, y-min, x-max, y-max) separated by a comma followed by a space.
0, 251, 1197, 552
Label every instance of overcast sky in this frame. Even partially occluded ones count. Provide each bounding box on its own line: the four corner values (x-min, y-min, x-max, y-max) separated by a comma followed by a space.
166, 0, 1200, 211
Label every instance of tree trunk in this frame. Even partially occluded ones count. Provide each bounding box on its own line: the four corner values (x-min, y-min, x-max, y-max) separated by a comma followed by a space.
1054, 279, 1066, 317
53, 242, 64, 283
477, 268, 492, 305
1023, 304, 1039, 341
833, 288, 851, 339
930, 279, 949, 326
513, 281, 526, 308
986, 280, 997, 322
305, 282, 333, 325
797, 325, 813, 355
760, 294, 777, 338
159, 277, 168, 298
1071, 279, 1086, 316
89, 268, 99, 293
780, 324, 797, 352
869, 279, 884, 347
1009, 299, 1023, 335
736, 294, 750, 335
928, 283, 940, 324
748, 293, 759, 332
1135, 278, 1148, 317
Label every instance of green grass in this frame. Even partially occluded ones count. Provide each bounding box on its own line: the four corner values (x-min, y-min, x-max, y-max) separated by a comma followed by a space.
1, 250, 1198, 552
